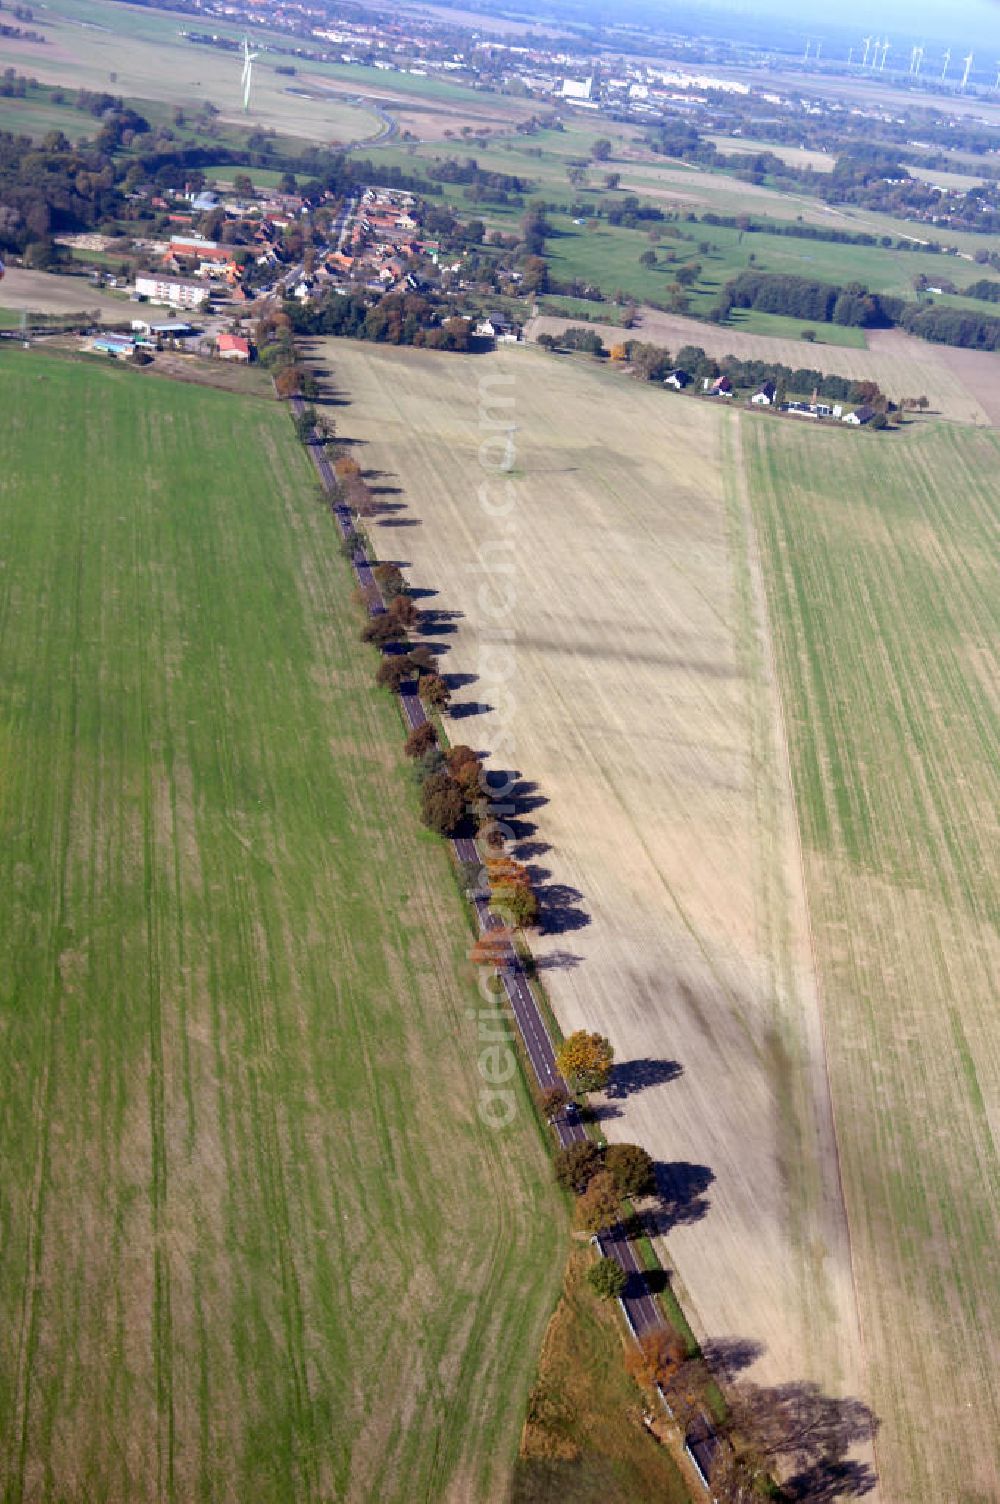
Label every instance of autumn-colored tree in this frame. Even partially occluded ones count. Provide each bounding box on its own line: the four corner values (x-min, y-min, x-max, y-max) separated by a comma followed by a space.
446, 745, 478, 774
539, 1084, 569, 1120
588, 1256, 627, 1301
404, 722, 437, 758
491, 881, 539, 929
334, 456, 361, 481
407, 646, 439, 677
453, 760, 482, 800
418, 674, 451, 710
274, 365, 303, 398
373, 562, 406, 599
388, 594, 420, 628
555, 1031, 614, 1094
486, 856, 529, 884
605, 1142, 656, 1199
610, 342, 628, 362
376, 656, 415, 691
420, 772, 464, 835
624, 1328, 687, 1392
553, 1140, 602, 1192
361, 615, 407, 646
575, 1170, 620, 1233
469, 928, 513, 967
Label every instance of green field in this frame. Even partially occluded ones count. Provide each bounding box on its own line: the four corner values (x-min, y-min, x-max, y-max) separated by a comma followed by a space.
747, 417, 1000, 1502
0, 348, 566, 1502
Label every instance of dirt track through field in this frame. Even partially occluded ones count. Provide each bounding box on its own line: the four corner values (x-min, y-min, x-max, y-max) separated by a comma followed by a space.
322, 340, 872, 1460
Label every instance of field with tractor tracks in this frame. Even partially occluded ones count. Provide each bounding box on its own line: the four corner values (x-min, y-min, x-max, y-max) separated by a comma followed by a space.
0, 346, 565, 1504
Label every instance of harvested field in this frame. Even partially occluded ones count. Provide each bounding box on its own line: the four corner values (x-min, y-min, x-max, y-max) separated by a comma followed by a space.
0, 347, 565, 1503
526, 310, 995, 427
318, 339, 870, 1459
0, 266, 131, 324
746, 418, 1000, 1503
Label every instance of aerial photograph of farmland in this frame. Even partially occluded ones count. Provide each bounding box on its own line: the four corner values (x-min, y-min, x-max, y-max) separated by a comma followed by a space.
0, 0, 997, 1496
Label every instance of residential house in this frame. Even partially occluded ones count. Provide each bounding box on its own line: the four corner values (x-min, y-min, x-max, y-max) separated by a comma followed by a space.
842, 405, 876, 426
751, 381, 776, 406
703, 374, 733, 397
664, 368, 690, 390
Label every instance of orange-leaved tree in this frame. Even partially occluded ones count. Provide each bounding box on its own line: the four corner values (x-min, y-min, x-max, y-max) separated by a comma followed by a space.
555, 1030, 614, 1093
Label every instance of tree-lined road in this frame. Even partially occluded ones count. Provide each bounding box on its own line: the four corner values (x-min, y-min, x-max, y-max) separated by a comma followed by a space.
297, 409, 717, 1485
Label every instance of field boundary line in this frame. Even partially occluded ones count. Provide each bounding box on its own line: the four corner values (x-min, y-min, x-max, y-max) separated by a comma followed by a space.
729, 410, 882, 1497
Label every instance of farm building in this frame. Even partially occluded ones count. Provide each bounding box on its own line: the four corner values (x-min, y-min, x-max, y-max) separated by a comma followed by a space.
664, 368, 691, 390
751, 381, 777, 406
92, 335, 134, 359
217, 333, 251, 362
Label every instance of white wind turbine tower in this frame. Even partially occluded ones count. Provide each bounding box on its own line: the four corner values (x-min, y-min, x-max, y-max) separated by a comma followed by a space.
994, 62, 1000, 90
914, 44, 925, 77
241, 36, 259, 113
940, 48, 951, 82
869, 36, 881, 68
880, 40, 891, 71
961, 51, 974, 89
861, 35, 873, 67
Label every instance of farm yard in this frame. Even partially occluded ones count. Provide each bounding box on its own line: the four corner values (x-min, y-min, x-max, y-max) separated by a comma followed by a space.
747, 418, 1000, 1503
0, 347, 566, 1503
318, 338, 871, 1465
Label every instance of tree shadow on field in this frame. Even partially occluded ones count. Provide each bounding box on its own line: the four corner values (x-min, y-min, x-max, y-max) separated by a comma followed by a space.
606, 1057, 683, 1098
644, 1160, 714, 1232
512, 838, 552, 861
718, 1379, 879, 1502
442, 670, 477, 691
700, 1335, 765, 1383
532, 948, 584, 974
450, 699, 494, 720
537, 881, 589, 935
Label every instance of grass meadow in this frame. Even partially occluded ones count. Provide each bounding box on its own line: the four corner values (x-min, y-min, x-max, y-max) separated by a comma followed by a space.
0, 347, 566, 1503
747, 417, 1000, 1502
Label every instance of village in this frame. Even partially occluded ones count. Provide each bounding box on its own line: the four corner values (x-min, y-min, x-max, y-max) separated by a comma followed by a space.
76, 180, 523, 364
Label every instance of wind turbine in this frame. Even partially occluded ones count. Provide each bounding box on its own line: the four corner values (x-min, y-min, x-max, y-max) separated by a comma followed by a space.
815, 39, 822, 61
994, 62, 1000, 90
241, 36, 259, 113
803, 38, 811, 61
914, 45, 925, 78
961, 51, 974, 88
861, 35, 873, 68
940, 48, 951, 82
880, 40, 891, 70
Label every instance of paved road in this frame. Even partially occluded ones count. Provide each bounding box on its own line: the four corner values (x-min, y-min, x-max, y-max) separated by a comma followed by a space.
296, 402, 717, 1485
